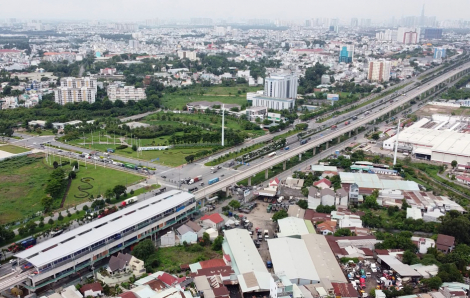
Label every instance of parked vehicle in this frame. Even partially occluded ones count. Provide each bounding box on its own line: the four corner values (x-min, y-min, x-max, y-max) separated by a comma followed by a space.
264, 230, 269, 239
98, 206, 117, 219
50, 229, 64, 237
266, 261, 273, 268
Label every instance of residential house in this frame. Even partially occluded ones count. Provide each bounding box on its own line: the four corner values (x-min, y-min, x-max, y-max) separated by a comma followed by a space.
317, 221, 337, 235
200, 213, 224, 229
79, 283, 103, 297
270, 177, 281, 188
160, 231, 177, 247
436, 234, 455, 254
314, 178, 332, 190
411, 237, 435, 254
320, 189, 336, 206
308, 187, 321, 209
177, 224, 198, 244
286, 177, 304, 190
107, 252, 145, 277
336, 189, 348, 207
186, 220, 205, 238
348, 183, 361, 205
456, 175, 470, 185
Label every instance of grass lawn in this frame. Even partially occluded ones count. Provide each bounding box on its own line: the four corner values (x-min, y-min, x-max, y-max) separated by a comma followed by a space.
144, 113, 246, 131
0, 155, 51, 225
154, 245, 222, 272
161, 94, 248, 110
65, 161, 143, 207
0, 144, 30, 154
197, 85, 262, 95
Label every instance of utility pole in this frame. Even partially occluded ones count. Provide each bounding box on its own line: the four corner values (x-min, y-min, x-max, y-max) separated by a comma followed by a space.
222, 104, 225, 146
393, 119, 401, 166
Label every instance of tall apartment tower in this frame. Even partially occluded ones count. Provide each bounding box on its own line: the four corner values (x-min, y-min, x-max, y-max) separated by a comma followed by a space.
339, 45, 354, 63
264, 74, 298, 99
54, 77, 97, 105
368, 61, 391, 82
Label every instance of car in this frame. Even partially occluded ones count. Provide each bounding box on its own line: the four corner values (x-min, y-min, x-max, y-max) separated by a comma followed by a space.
9, 259, 17, 264
161, 175, 167, 179
200, 182, 205, 186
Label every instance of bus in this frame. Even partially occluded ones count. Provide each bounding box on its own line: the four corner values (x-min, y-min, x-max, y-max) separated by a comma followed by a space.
268, 152, 277, 158
124, 163, 136, 170
20, 237, 37, 249
208, 177, 219, 185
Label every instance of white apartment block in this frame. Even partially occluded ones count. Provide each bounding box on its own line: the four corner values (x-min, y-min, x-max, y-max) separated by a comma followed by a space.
368, 60, 391, 82
107, 85, 146, 103
54, 77, 97, 105
264, 74, 298, 99
177, 50, 197, 61
251, 96, 295, 111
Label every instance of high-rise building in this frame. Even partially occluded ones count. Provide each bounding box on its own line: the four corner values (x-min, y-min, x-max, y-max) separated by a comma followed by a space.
339, 45, 354, 63
264, 74, 298, 100
350, 18, 358, 28
107, 85, 146, 103
424, 28, 443, 39
305, 20, 312, 27
177, 50, 197, 61
397, 27, 420, 44
368, 61, 391, 82
54, 77, 97, 105
129, 40, 140, 49
433, 48, 447, 59
376, 29, 396, 41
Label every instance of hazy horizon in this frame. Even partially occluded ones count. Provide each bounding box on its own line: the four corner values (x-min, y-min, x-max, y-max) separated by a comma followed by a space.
1, 0, 469, 22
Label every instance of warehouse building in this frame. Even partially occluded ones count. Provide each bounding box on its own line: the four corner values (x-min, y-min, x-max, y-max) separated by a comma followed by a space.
268, 234, 347, 285
383, 117, 470, 164
222, 229, 271, 294
277, 217, 311, 238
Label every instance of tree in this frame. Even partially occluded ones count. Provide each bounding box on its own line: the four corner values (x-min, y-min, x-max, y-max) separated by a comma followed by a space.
185, 155, 195, 163
48, 218, 54, 225
69, 171, 77, 179
71, 161, 79, 169
228, 200, 241, 210
132, 239, 155, 261
201, 232, 211, 246
53, 161, 59, 168
437, 263, 463, 282
451, 160, 458, 168
113, 185, 126, 200
132, 144, 137, 151
105, 188, 115, 200
371, 133, 380, 140
421, 276, 442, 290
334, 228, 352, 237
402, 250, 419, 265
297, 199, 308, 209
58, 213, 64, 221
272, 210, 288, 222
212, 235, 224, 251
41, 196, 54, 212
0, 226, 15, 243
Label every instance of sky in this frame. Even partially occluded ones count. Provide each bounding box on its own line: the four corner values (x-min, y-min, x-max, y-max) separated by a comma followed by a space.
1, 0, 468, 22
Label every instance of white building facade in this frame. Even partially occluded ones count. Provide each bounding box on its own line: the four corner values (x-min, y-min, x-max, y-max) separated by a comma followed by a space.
368, 60, 391, 82
264, 74, 298, 99
107, 86, 146, 103
54, 77, 97, 105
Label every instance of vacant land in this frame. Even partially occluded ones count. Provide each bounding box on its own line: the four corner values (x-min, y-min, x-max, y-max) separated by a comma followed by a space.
0, 155, 51, 224
414, 104, 460, 117
65, 160, 143, 207
0, 144, 30, 154
154, 245, 222, 272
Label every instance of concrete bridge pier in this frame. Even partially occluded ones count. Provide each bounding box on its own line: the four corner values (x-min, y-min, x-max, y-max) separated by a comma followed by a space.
283, 160, 287, 170
248, 177, 251, 186
265, 169, 269, 180
298, 153, 302, 161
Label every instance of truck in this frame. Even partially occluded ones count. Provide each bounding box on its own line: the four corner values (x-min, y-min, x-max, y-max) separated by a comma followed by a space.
268, 152, 277, 158
264, 230, 269, 239
210, 167, 218, 174
189, 175, 203, 184
121, 196, 138, 207
208, 177, 219, 185
98, 206, 117, 219
331, 125, 338, 129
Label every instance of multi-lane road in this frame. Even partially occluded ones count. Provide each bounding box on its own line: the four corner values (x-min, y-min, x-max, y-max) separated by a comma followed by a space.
192, 61, 470, 199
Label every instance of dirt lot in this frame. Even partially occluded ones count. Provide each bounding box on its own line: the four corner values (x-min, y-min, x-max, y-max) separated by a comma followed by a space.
414, 104, 459, 117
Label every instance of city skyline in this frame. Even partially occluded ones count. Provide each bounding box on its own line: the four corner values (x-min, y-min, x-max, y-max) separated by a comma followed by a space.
0, 0, 469, 22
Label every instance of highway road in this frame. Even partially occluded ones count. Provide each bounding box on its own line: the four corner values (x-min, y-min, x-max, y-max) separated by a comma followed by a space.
192, 62, 470, 199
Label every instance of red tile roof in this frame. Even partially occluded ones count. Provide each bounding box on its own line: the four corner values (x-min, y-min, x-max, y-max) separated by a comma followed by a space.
0, 49, 21, 53
158, 272, 178, 286
314, 178, 332, 187
191, 266, 235, 278
119, 292, 138, 298
201, 213, 224, 224
80, 282, 103, 294
437, 234, 455, 247
200, 258, 227, 269
145, 279, 167, 291
332, 282, 358, 298
223, 254, 231, 262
